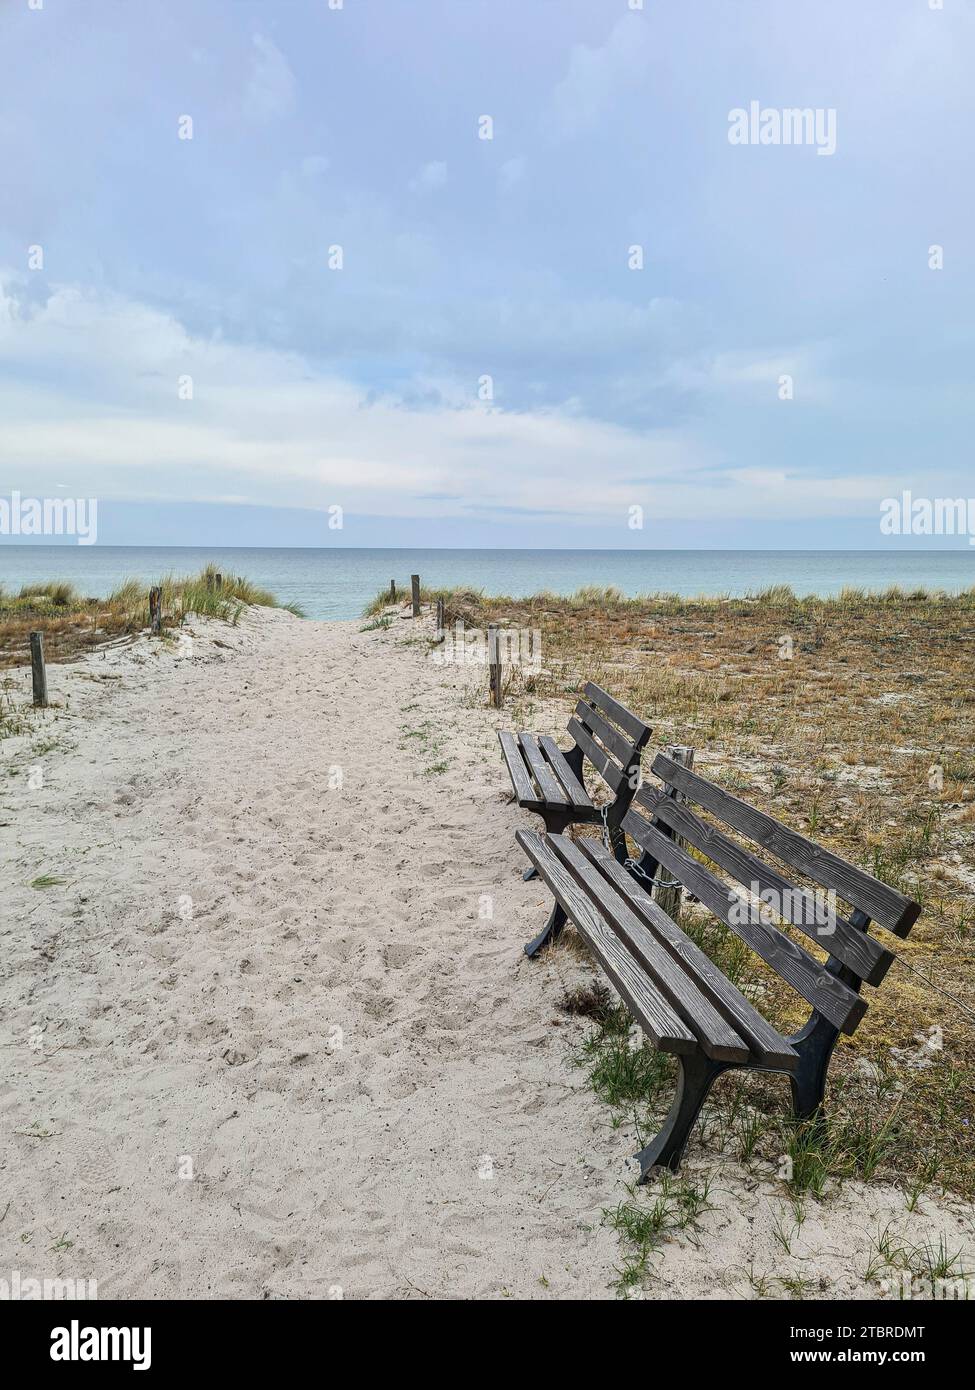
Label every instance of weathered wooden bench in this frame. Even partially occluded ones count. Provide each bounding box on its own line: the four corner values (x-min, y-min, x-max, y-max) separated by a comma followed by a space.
518, 749, 922, 1178
498, 684, 651, 954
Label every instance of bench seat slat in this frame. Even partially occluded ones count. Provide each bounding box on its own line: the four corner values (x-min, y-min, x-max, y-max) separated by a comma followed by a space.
583, 682, 651, 743
566, 718, 625, 794
550, 837, 751, 1063
537, 736, 594, 809
622, 812, 868, 1034
578, 840, 798, 1071
574, 701, 635, 771
516, 831, 698, 1055
498, 732, 543, 810
638, 787, 894, 987
651, 753, 921, 938
518, 733, 570, 808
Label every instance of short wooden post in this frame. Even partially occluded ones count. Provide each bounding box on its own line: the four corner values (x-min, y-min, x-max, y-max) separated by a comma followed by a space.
389, 580, 397, 604
214, 572, 222, 591
435, 596, 445, 636
655, 745, 695, 920
29, 631, 48, 708
149, 586, 162, 634
411, 574, 420, 618
487, 624, 502, 708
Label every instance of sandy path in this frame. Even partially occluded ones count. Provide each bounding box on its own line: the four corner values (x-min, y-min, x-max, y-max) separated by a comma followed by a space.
1, 608, 623, 1299
2, 607, 971, 1301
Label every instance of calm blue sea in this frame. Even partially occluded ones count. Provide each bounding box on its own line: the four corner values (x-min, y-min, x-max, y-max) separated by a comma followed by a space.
1, 547, 972, 621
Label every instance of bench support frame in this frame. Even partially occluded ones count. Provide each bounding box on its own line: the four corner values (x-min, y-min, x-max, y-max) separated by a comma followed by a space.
510, 706, 650, 889
522, 807, 573, 953
633, 1038, 840, 1182
522, 745, 587, 882
786, 913, 867, 1123
521, 741, 639, 913
634, 1053, 732, 1177
632, 913, 871, 1180
524, 901, 568, 958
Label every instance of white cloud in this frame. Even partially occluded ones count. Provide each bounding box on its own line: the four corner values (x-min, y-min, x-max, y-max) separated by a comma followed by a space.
409, 160, 447, 193
0, 276, 700, 520
655, 346, 832, 403
549, 15, 652, 138
0, 276, 941, 527
244, 34, 297, 123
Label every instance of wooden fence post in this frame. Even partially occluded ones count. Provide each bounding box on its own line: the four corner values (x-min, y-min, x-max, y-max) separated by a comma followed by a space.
435, 596, 445, 637
411, 574, 420, 618
389, 580, 397, 604
149, 586, 162, 634
655, 745, 695, 920
214, 572, 222, 591
487, 624, 502, 708
29, 631, 48, 708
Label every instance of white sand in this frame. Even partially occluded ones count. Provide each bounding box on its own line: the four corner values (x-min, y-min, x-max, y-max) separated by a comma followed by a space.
1, 607, 971, 1300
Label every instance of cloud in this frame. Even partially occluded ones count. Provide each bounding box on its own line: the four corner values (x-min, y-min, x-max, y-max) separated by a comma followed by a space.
0, 275, 699, 522
0, 275, 934, 531
243, 33, 297, 123
548, 14, 652, 138
653, 346, 832, 404
408, 160, 447, 193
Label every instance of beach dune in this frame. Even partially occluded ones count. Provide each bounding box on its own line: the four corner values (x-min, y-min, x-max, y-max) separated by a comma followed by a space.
1, 606, 970, 1299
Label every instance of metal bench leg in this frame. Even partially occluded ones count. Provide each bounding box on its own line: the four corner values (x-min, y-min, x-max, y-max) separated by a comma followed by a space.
788, 943, 863, 1122
524, 809, 573, 883
633, 1054, 730, 1179
787, 1011, 839, 1121
524, 901, 567, 958
564, 744, 585, 780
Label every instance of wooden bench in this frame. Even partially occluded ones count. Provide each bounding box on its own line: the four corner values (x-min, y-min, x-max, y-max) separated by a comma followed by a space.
498, 684, 651, 954
518, 749, 922, 1179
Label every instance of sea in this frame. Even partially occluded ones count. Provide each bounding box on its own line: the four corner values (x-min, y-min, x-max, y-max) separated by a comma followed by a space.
0, 547, 972, 622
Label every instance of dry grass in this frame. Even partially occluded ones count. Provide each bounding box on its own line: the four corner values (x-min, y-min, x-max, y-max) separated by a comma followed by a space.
449, 583, 975, 1197
362, 580, 466, 617
0, 564, 301, 675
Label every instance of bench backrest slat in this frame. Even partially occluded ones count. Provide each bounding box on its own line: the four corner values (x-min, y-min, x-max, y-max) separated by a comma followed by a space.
650, 752, 921, 938
637, 785, 895, 987
574, 700, 639, 773
622, 810, 868, 1033
584, 682, 651, 744
567, 717, 626, 794
565, 685, 651, 796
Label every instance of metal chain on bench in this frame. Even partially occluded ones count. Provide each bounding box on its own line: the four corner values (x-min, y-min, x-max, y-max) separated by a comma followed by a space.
623, 854, 681, 890
598, 801, 681, 890
597, 800, 612, 853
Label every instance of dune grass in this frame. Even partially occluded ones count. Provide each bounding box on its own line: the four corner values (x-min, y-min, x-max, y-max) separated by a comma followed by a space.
361, 580, 477, 617
0, 563, 302, 672
451, 581, 975, 1199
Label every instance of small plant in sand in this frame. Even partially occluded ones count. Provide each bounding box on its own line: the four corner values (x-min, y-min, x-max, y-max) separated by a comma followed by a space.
604, 1172, 714, 1297
30, 874, 67, 890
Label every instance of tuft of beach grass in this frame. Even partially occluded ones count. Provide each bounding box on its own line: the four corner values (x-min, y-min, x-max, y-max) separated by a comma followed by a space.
0, 564, 303, 673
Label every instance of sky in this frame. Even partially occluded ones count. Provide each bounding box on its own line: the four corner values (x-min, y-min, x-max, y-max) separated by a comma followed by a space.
1, 0, 973, 549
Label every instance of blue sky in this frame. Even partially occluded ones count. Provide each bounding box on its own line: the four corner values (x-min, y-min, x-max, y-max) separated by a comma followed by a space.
1, 0, 973, 548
